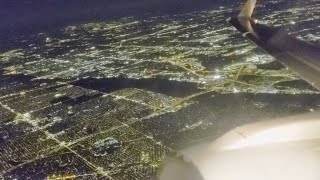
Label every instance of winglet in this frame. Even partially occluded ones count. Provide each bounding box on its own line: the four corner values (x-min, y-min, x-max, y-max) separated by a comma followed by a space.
235, 0, 257, 36
239, 0, 256, 18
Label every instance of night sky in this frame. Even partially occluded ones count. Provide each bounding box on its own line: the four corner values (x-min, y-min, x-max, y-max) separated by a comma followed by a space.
1, 0, 232, 32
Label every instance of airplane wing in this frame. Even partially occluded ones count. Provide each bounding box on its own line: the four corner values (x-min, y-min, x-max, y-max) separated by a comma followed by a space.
161, 2, 320, 180
227, 0, 320, 91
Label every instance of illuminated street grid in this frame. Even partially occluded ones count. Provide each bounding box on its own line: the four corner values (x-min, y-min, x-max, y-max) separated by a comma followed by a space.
0, 0, 320, 179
